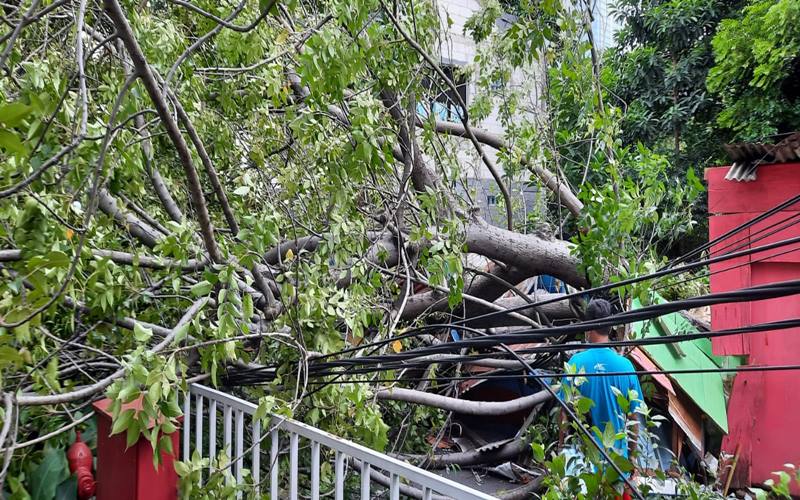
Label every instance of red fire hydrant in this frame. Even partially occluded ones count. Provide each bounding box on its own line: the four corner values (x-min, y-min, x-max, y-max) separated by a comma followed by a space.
67, 431, 96, 499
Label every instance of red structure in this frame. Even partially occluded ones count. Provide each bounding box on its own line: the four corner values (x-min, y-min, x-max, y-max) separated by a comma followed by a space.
66, 431, 96, 499
706, 163, 800, 492
93, 398, 181, 500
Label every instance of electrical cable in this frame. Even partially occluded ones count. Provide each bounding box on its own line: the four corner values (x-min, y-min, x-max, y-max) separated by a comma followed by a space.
652, 243, 800, 295
667, 192, 800, 268
295, 276, 800, 366
300, 364, 800, 385
227, 315, 800, 382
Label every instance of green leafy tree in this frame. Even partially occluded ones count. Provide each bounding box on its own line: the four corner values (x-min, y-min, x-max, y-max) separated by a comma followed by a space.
707, 0, 800, 140
607, 0, 745, 169
0, 0, 706, 495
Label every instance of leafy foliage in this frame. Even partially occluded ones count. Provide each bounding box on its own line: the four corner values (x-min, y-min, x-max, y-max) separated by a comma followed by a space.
608, 0, 743, 166
707, 0, 800, 140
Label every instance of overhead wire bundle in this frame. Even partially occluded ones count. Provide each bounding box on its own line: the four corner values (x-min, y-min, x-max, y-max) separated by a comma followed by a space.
223, 191, 800, 388
220, 192, 800, 500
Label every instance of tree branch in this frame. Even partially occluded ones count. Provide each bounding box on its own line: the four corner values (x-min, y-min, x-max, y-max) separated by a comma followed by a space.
375, 386, 552, 415
428, 120, 584, 217
105, 0, 223, 262
16, 298, 208, 406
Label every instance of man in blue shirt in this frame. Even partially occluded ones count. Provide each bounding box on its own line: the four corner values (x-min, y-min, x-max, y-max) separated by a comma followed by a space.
558, 299, 643, 461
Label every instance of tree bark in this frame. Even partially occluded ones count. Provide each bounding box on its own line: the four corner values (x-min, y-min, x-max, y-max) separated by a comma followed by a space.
398, 437, 531, 469
376, 386, 552, 415
428, 120, 584, 217
466, 218, 587, 288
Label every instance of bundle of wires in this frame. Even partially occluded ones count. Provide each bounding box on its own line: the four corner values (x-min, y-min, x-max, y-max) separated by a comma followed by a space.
224, 191, 800, 387
220, 192, 800, 500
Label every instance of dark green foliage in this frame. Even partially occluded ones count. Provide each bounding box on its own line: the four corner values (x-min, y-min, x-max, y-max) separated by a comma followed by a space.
707, 0, 800, 140
607, 0, 745, 171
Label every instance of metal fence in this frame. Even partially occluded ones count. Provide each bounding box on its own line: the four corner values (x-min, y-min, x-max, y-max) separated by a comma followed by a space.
183, 383, 497, 499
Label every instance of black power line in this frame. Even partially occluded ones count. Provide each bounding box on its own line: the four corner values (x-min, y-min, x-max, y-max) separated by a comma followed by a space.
301, 364, 800, 386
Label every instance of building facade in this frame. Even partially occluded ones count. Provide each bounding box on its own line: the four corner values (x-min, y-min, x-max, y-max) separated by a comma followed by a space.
431, 0, 617, 228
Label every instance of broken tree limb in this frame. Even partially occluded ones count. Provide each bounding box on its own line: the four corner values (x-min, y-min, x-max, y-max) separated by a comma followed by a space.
97, 188, 162, 247
427, 120, 584, 218
105, 0, 223, 262
16, 297, 208, 406
466, 217, 588, 288
375, 387, 553, 416
0, 248, 206, 271
399, 437, 532, 469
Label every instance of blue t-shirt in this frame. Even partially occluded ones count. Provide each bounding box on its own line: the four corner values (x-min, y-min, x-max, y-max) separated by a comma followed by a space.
561, 347, 643, 457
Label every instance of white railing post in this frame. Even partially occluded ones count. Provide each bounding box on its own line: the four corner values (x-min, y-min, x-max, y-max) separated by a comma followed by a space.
223, 404, 232, 459
208, 400, 217, 468
390, 473, 400, 500
235, 409, 244, 491
360, 461, 370, 499
185, 384, 497, 500
182, 392, 190, 461
270, 429, 279, 500
289, 432, 299, 500
334, 451, 345, 500
252, 417, 261, 495
310, 441, 320, 500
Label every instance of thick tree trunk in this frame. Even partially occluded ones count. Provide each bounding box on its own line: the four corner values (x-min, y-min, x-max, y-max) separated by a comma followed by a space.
466, 218, 587, 287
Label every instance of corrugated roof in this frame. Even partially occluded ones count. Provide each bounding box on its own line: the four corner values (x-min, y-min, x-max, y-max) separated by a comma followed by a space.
723, 132, 800, 182
630, 293, 729, 433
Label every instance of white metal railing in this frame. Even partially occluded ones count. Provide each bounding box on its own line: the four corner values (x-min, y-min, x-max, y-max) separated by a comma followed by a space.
183, 383, 497, 499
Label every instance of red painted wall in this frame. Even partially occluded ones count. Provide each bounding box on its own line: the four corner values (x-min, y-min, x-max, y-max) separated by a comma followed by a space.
706, 164, 800, 491
93, 399, 180, 500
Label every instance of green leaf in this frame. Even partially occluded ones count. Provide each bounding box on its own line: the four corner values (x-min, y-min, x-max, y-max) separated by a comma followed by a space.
133, 322, 153, 343
0, 129, 27, 155
171, 323, 190, 345
147, 380, 162, 404
0, 102, 33, 127
44, 251, 70, 268
54, 475, 77, 500
30, 448, 69, 500
575, 396, 594, 415
243, 293, 254, 319
531, 442, 545, 462
174, 461, 190, 477
126, 418, 141, 448
254, 395, 276, 421
190, 280, 213, 297
159, 434, 174, 457
111, 408, 136, 436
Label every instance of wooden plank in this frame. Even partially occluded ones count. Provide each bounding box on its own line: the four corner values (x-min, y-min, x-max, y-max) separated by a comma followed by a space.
667, 392, 703, 455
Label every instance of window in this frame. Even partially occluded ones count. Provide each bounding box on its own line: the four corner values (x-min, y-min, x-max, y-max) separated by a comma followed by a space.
418, 65, 468, 123
487, 195, 497, 206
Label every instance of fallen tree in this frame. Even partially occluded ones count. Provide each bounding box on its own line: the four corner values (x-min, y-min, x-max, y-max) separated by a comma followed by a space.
0, 0, 703, 492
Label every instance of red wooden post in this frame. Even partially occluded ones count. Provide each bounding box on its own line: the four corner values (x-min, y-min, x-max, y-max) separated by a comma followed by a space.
706, 163, 800, 493
92, 398, 181, 500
